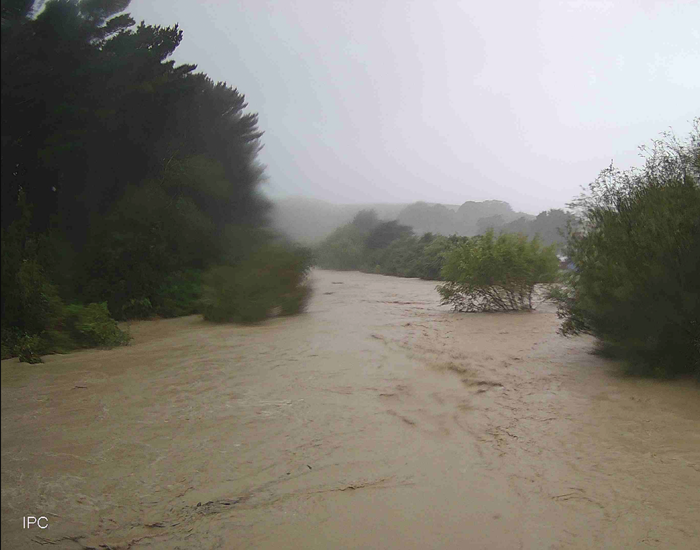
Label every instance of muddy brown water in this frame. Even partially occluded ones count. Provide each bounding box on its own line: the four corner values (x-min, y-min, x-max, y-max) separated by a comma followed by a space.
2, 269, 699, 549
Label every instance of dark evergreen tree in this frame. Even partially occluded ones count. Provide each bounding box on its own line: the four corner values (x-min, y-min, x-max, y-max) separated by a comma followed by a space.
1, 0, 310, 357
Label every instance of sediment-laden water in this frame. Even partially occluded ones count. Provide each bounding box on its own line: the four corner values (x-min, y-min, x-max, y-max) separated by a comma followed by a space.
2, 269, 699, 549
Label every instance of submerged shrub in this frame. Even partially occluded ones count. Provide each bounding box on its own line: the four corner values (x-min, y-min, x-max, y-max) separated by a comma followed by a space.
279, 281, 313, 316
438, 230, 559, 312
64, 303, 131, 348
15, 333, 44, 364
202, 242, 312, 323
2, 328, 44, 363
202, 265, 276, 323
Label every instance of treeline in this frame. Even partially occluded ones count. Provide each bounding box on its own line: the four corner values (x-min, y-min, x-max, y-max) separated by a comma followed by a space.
397, 200, 527, 237
314, 209, 459, 279
1, 0, 311, 362
483, 209, 573, 250
396, 200, 573, 248
315, 207, 567, 280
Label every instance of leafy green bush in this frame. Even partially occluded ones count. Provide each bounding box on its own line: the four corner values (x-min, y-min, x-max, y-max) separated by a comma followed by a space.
314, 209, 468, 281
1, 330, 44, 363
438, 230, 559, 312
279, 281, 313, 316
369, 235, 417, 277
376, 233, 461, 280
202, 242, 313, 323
14, 333, 44, 364
552, 124, 700, 377
153, 269, 203, 318
78, 225, 173, 319
64, 303, 131, 348
1, 328, 45, 364
1, 328, 20, 360
121, 297, 154, 320
13, 259, 65, 335
415, 235, 459, 280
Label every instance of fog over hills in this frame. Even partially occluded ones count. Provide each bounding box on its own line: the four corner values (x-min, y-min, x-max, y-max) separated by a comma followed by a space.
271, 196, 537, 245
269, 197, 412, 244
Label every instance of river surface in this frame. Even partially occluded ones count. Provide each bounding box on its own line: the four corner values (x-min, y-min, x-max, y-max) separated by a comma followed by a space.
2, 269, 699, 549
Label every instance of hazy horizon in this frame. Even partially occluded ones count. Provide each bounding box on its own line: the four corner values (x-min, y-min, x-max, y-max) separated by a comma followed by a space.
129, 0, 699, 214
270, 195, 540, 216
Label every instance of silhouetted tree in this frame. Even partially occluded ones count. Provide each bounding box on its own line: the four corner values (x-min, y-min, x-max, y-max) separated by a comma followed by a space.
1, 0, 308, 357
365, 220, 414, 250
351, 209, 380, 233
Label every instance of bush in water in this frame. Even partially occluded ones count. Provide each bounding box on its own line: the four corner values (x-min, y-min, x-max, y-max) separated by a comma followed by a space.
438, 230, 559, 312
64, 303, 131, 348
202, 242, 313, 323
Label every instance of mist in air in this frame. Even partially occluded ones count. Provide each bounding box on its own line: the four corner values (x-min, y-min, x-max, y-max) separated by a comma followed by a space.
129, 0, 699, 214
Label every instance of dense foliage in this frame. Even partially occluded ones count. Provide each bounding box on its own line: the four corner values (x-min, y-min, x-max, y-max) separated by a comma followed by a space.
314, 210, 461, 279
438, 230, 559, 312
551, 124, 700, 377
314, 206, 566, 284
1, 0, 311, 362
201, 242, 313, 323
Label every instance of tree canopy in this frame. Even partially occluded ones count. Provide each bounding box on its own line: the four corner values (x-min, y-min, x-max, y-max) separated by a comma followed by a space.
1, 0, 310, 360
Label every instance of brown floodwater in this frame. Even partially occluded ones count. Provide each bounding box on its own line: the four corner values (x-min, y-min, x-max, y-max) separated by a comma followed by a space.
2, 269, 699, 549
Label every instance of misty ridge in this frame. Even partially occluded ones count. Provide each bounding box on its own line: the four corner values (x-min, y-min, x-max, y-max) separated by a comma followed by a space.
271, 197, 571, 250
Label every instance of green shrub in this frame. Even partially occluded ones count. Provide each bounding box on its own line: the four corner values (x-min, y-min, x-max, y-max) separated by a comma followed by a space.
314, 215, 464, 281
15, 333, 44, 364
438, 230, 559, 312
279, 281, 313, 316
415, 235, 459, 280
2, 327, 28, 360
14, 259, 65, 335
202, 265, 276, 323
202, 242, 312, 324
552, 124, 700, 377
1, 328, 45, 364
379, 235, 422, 277
64, 303, 131, 348
121, 297, 153, 320
153, 269, 203, 317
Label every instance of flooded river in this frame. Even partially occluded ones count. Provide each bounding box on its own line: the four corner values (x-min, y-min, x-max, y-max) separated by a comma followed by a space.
2, 269, 699, 549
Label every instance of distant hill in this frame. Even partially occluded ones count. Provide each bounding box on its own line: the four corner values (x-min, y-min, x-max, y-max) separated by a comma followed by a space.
269, 197, 410, 245
397, 200, 535, 237
270, 197, 569, 246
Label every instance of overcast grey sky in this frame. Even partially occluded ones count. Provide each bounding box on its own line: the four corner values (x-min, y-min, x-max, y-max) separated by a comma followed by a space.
128, 0, 699, 214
